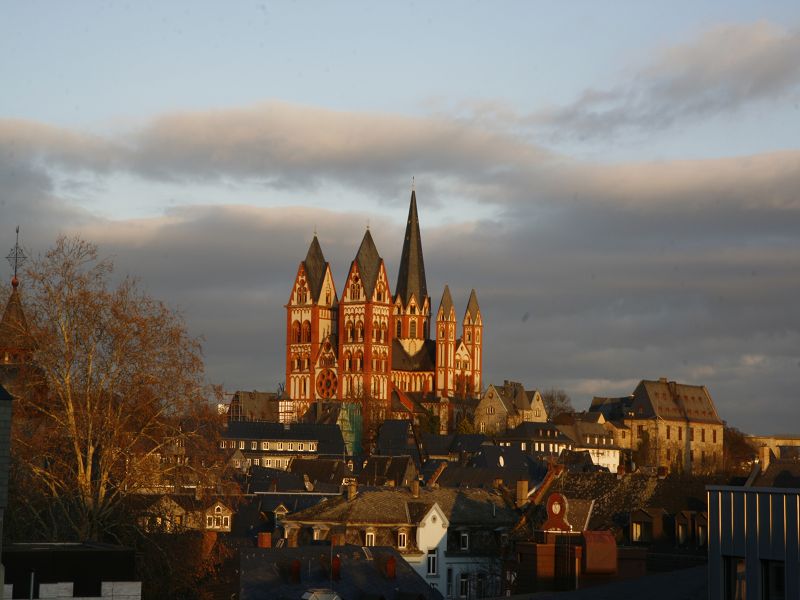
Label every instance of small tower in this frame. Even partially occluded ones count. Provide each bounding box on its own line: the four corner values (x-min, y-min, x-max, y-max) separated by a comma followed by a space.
0, 227, 32, 389
435, 286, 456, 398
286, 235, 338, 419
462, 289, 483, 396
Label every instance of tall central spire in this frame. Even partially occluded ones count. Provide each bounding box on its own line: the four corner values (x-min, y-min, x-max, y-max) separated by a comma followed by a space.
395, 189, 427, 306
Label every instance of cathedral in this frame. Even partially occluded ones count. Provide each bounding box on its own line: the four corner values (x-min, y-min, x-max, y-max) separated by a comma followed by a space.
285, 191, 483, 423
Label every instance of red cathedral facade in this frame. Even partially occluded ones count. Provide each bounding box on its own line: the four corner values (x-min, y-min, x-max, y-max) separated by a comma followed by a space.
285, 191, 483, 421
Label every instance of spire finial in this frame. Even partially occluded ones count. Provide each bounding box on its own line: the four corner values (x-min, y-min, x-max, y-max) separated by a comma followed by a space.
412, 176, 415, 192
366, 219, 370, 231
313, 224, 317, 237
6, 226, 26, 287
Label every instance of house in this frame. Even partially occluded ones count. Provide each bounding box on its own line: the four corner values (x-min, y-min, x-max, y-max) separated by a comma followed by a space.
707, 454, 800, 600
221, 421, 346, 471
554, 412, 621, 472
132, 494, 234, 533
629, 508, 669, 544
282, 483, 518, 598
227, 390, 281, 422
474, 381, 546, 435
358, 455, 418, 487
498, 422, 573, 458
590, 378, 724, 474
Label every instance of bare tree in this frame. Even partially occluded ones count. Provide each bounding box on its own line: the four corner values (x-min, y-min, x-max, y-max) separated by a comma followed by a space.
541, 388, 574, 421
9, 236, 222, 542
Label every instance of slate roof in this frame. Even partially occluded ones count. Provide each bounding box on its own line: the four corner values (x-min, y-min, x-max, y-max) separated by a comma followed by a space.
0, 284, 32, 351
631, 379, 722, 424
303, 235, 329, 303
464, 289, 480, 320
353, 230, 382, 300
286, 486, 518, 528
224, 422, 346, 456
229, 390, 280, 422
395, 190, 428, 307
502, 422, 567, 442
289, 459, 353, 487
753, 460, 800, 488
238, 545, 442, 600
437, 285, 454, 318
358, 455, 417, 487
391, 338, 436, 372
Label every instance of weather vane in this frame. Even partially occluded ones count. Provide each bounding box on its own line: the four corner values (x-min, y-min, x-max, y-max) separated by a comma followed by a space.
6, 226, 27, 280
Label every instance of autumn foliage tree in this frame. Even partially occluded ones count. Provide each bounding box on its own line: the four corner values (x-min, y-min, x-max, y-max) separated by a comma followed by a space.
9, 236, 221, 542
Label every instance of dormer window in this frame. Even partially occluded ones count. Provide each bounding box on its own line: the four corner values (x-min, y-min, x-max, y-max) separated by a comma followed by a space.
460, 532, 469, 550
398, 531, 407, 549
365, 531, 375, 546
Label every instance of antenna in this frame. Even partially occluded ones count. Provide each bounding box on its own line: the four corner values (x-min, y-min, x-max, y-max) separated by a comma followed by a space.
6, 226, 27, 282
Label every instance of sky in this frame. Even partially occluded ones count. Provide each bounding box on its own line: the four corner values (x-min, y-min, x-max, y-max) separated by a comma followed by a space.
1, 2, 799, 434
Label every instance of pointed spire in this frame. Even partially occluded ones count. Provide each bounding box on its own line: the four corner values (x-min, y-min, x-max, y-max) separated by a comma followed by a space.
302, 235, 328, 302
0, 281, 32, 354
395, 189, 428, 306
438, 285, 454, 319
465, 289, 480, 320
354, 229, 382, 299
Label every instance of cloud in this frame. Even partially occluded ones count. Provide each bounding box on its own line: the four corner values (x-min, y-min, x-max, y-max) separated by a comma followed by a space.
531, 21, 800, 138
1, 96, 799, 434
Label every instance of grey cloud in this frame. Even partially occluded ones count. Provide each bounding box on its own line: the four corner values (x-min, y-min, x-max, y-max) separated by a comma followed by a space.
532, 21, 800, 138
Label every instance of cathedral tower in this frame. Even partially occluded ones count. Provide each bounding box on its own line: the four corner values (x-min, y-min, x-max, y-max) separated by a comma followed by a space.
435, 285, 456, 398
286, 235, 338, 416
461, 289, 483, 395
338, 230, 392, 403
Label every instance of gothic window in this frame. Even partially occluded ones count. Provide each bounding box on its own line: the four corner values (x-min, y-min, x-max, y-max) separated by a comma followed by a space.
373, 321, 380, 341
301, 321, 311, 343
356, 321, 364, 342
345, 321, 354, 342
303, 353, 310, 370
355, 351, 363, 372
410, 304, 416, 315
396, 320, 402, 338
410, 320, 417, 337
440, 326, 445, 338
466, 331, 471, 342
344, 351, 352, 372
381, 323, 387, 342
292, 321, 301, 344
350, 276, 361, 300
325, 288, 331, 305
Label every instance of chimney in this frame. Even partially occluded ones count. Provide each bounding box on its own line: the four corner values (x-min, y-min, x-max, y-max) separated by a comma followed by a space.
332, 554, 341, 581
257, 532, 272, 548
410, 479, 420, 498
515, 480, 529, 506
347, 482, 358, 501
290, 559, 301, 583
385, 555, 397, 580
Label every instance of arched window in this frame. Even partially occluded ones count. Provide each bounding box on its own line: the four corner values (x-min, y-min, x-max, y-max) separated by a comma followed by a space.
325, 288, 331, 305
346, 321, 354, 343
303, 353, 310, 371
355, 351, 363, 372
410, 320, 417, 338
381, 323, 387, 343
292, 321, 301, 344
396, 320, 402, 338
373, 321, 380, 341
344, 351, 352, 372
301, 321, 311, 343
466, 331, 472, 342
356, 321, 364, 342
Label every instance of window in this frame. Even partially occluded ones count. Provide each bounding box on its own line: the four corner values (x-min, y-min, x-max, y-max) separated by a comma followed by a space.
678, 427, 683, 441
427, 549, 438, 575
299, 442, 305, 451
398, 532, 407, 549
459, 573, 469, 598
410, 320, 417, 337
310, 442, 317, 451
253, 458, 260, 466
714, 429, 718, 443
261, 441, 268, 450
460, 532, 469, 550
215, 516, 222, 527
637, 425, 644, 437
223, 516, 229, 528
632, 522, 642, 542
690, 427, 695, 442
724, 557, 746, 600
278, 442, 284, 451
666, 426, 671, 440
365, 531, 375, 547
288, 442, 294, 451
219, 441, 226, 449
239, 441, 245, 450
396, 320, 402, 337
701, 428, 706, 442
206, 516, 213, 528
447, 568, 453, 597
251, 441, 257, 450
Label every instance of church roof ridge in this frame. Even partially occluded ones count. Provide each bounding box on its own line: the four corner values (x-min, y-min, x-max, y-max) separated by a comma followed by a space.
354, 229, 382, 300
465, 288, 480, 319
395, 189, 428, 306
302, 235, 328, 303
438, 285, 454, 316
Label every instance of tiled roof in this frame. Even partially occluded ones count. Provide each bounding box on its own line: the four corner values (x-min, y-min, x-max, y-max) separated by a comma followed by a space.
286, 486, 517, 527
437, 285, 454, 318
465, 289, 480, 320
632, 379, 722, 424
224, 422, 345, 455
